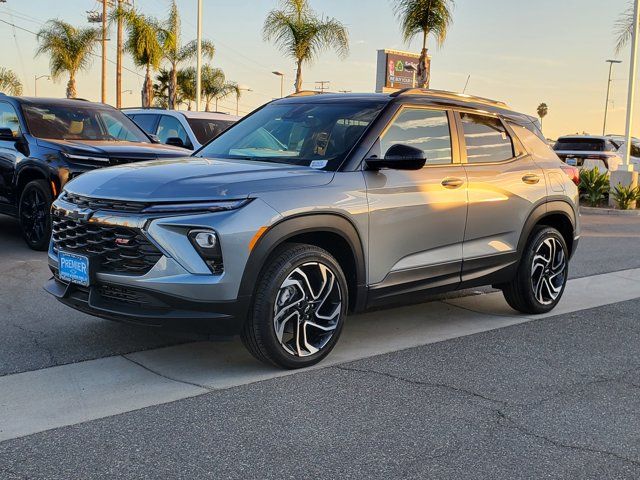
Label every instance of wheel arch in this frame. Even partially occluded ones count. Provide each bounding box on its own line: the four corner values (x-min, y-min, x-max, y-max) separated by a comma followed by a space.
238, 213, 367, 315
15, 164, 57, 200
517, 200, 577, 260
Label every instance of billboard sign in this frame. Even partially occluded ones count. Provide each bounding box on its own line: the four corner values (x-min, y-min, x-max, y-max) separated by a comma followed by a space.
375, 50, 429, 93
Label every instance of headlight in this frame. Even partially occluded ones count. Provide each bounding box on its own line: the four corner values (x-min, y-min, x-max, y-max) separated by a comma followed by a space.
62, 152, 110, 164
188, 229, 223, 274
141, 199, 251, 214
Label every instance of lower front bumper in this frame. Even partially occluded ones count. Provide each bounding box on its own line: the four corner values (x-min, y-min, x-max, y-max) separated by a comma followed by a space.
44, 277, 250, 336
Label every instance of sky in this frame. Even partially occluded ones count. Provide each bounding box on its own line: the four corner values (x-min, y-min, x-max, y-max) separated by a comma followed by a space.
0, 0, 637, 139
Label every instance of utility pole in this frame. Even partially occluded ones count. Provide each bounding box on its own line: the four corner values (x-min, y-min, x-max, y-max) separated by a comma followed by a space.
195, 0, 202, 112
315, 80, 330, 93
101, 0, 107, 103
116, 0, 123, 108
603, 60, 622, 136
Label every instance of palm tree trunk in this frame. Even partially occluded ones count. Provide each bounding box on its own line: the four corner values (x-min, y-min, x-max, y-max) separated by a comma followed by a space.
142, 65, 152, 108
169, 64, 178, 110
66, 74, 77, 99
417, 30, 429, 89
295, 59, 303, 93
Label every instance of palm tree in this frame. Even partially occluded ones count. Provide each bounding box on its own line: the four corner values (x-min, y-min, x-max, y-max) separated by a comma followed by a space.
35, 20, 100, 98
615, 3, 636, 52
537, 103, 549, 129
200, 66, 240, 112
393, 0, 454, 88
117, 8, 163, 107
177, 67, 196, 110
263, 0, 349, 92
152, 69, 171, 108
163, 1, 215, 110
0, 68, 23, 95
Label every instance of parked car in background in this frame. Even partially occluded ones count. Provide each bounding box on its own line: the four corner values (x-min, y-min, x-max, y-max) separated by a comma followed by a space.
46, 89, 580, 369
124, 109, 240, 150
607, 135, 640, 166
0, 95, 189, 250
553, 135, 621, 172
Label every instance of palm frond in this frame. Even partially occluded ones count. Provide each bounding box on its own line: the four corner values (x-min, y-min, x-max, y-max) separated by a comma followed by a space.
393, 0, 454, 48
615, 4, 635, 53
0, 68, 23, 95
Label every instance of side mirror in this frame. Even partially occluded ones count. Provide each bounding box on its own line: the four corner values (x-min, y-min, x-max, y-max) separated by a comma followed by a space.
165, 137, 186, 148
365, 144, 426, 171
0, 128, 15, 141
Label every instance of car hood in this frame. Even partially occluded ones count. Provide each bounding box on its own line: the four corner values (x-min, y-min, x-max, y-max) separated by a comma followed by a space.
35, 138, 189, 158
64, 157, 334, 201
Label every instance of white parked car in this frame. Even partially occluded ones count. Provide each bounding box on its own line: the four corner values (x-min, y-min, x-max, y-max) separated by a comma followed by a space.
124, 109, 241, 150
553, 135, 622, 172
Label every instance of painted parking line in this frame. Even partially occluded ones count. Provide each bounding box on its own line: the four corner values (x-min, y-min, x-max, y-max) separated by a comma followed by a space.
2, 268, 640, 442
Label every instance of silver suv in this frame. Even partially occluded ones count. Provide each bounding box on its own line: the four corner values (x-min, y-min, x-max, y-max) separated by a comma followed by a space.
45, 89, 580, 369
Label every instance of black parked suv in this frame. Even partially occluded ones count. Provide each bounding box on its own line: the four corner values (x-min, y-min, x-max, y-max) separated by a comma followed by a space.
0, 95, 188, 250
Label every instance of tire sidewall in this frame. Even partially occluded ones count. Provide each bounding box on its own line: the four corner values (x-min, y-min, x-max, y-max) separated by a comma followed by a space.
252, 246, 348, 369
18, 180, 53, 251
520, 227, 569, 314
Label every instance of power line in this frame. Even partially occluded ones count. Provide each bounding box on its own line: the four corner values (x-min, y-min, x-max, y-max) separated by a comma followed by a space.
0, 17, 145, 79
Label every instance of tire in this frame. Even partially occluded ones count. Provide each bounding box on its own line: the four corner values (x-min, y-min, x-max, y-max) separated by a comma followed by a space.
502, 226, 569, 314
18, 179, 53, 251
241, 243, 348, 369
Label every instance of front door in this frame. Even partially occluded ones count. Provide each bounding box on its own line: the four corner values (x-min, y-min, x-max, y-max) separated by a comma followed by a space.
0, 102, 23, 210
365, 106, 468, 300
457, 111, 547, 282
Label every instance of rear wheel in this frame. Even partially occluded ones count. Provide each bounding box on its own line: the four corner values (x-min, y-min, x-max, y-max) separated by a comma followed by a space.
18, 179, 52, 251
502, 226, 568, 314
241, 244, 348, 369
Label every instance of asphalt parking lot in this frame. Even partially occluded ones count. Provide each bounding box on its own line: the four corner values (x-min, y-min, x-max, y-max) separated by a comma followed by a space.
2, 212, 640, 479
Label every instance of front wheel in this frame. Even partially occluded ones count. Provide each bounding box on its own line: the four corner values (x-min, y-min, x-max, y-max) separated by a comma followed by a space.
18, 179, 53, 251
501, 226, 569, 314
241, 244, 348, 369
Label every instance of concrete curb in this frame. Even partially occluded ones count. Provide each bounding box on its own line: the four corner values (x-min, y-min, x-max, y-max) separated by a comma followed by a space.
580, 206, 640, 216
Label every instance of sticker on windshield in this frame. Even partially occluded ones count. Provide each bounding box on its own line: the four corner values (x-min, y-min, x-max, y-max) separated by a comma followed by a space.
310, 160, 328, 169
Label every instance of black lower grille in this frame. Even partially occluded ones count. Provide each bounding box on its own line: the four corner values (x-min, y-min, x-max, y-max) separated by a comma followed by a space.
52, 213, 162, 274
97, 284, 161, 307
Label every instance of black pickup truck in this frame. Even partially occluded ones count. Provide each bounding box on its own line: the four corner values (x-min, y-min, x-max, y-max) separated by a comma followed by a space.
0, 95, 189, 250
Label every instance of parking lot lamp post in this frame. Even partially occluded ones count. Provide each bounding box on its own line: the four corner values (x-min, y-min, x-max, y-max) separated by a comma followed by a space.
603, 60, 622, 136
195, 0, 203, 112
34, 75, 50, 97
610, 0, 640, 207
272, 71, 285, 98
623, 0, 640, 168
237, 87, 252, 116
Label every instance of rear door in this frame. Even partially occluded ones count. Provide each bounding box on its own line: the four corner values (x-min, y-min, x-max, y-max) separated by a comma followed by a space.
365, 106, 468, 298
457, 110, 547, 282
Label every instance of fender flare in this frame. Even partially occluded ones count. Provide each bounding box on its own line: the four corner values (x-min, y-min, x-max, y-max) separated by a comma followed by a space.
516, 200, 577, 259
237, 213, 367, 311
15, 163, 56, 195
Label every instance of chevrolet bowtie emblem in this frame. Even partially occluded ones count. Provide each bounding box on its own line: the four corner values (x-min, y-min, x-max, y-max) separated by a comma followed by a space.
66, 208, 94, 222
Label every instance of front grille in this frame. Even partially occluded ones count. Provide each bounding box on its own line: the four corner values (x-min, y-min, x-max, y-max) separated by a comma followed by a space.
52, 212, 162, 274
63, 192, 148, 213
97, 284, 161, 307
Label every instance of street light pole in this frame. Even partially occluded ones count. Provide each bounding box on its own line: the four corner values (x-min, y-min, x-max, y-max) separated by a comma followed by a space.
34, 75, 50, 97
623, 0, 640, 168
272, 71, 285, 98
603, 59, 622, 136
101, 0, 107, 103
195, 0, 202, 112
237, 88, 252, 116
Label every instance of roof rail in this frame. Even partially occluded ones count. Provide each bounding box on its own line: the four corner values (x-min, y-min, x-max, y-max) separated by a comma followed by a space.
390, 88, 509, 108
286, 90, 327, 98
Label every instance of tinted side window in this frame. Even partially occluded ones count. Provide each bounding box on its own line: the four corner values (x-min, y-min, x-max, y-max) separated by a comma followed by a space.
157, 115, 189, 146
0, 102, 21, 136
131, 114, 159, 134
381, 108, 452, 165
461, 112, 514, 163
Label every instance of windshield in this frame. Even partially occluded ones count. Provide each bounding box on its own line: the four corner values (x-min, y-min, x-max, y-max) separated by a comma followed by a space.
22, 103, 150, 142
196, 102, 384, 170
187, 118, 235, 144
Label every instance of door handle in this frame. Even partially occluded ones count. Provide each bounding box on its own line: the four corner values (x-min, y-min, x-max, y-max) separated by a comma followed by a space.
441, 177, 464, 189
522, 173, 541, 185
